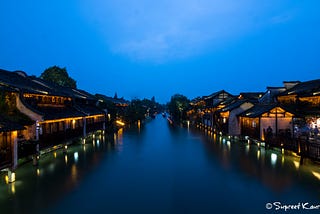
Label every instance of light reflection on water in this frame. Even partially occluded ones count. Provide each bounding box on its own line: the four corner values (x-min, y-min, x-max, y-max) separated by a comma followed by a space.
0, 117, 320, 213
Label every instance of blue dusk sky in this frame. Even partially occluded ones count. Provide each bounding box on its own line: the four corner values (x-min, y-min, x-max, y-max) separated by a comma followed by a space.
1, 1, 320, 103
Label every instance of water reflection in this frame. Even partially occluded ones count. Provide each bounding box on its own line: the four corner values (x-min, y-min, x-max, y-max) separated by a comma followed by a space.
71, 164, 77, 184
312, 171, 320, 180
204, 129, 320, 194
10, 182, 15, 194
74, 152, 79, 162
1, 119, 320, 213
271, 153, 277, 166
64, 154, 68, 165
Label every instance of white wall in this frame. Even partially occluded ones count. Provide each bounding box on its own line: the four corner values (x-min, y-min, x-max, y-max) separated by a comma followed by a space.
228, 102, 254, 136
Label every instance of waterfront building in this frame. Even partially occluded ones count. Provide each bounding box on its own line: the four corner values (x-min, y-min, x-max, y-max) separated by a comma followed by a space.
277, 79, 320, 140
217, 99, 255, 136
238, 104, 295, 141
187, 97, 206, 124
0, 116, 26, 170
201, 90, 234, 129
0, 69, 106, 171
95, 93, 130, 123
258, 86, 286, 104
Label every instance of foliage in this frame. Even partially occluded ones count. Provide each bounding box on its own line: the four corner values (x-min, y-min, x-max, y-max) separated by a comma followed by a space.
40, 66, 77, 88
96, 94, 165, 124
124, 99, 147, 122
167, 94, 190, 122
124, 97, 164, 123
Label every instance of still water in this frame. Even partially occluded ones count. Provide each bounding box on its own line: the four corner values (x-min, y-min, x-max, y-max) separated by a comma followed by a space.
1, 116, 320, 213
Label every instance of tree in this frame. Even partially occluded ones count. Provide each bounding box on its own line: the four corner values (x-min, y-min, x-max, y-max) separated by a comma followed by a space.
124, 99, 147, 122
167, 94, 190, 122
40, 66, 77, 88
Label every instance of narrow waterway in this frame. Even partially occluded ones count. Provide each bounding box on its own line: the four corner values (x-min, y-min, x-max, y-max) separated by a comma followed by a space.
1, 115, 320, 213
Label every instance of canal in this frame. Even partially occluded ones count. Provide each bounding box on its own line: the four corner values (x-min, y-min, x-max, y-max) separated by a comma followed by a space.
1, 115, 320, 213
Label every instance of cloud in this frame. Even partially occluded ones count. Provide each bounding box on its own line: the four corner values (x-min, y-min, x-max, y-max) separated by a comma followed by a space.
115, 27, 215, 62
80, 0, 296, 62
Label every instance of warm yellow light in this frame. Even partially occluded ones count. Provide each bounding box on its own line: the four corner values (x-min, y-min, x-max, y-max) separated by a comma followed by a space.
312, 171, 320, 180
37, 169, 40, 176
293, 160, 300, 170
5, 175, 9, 184
116, 120, 125, 126
86, 114, 104, 119
71, 164, 77, 183
54, 152, 57, 158
64, 155, 68, 164
11, 183, 15, 194
222, 117, 227, 123
39, 117, 82, 124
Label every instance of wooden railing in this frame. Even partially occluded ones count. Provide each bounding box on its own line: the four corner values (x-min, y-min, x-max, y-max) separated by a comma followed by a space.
266, 136, 320, 161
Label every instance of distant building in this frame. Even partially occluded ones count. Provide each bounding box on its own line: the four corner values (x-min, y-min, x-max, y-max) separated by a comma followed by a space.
202, 90, 234, 129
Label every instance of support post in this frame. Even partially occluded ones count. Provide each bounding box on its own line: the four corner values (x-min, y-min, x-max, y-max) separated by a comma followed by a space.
12, 137, 18, 170
8, 170, 16, 183
83, 117, 87, 138
9, 137, 18, 183
35, 120, 40, 141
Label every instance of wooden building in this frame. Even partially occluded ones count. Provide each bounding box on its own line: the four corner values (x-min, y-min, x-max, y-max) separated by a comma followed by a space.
218, 100, 255, 136
215, 92, 263, 135
239, 104, 295, 141
277, 79, 320, 138
0, 117, 25, 170
202, 90, 234, 129
0, 69, 106, 154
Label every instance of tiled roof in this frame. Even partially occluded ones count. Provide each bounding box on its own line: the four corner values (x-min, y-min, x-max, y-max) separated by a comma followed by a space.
0, 69, 64, 96
219, 100, 248, 112
238, 103, 299, 118
1, 69, 103, 120
203, 90, 233, 100
239, 92, 263, 101
259, 87, 286, 104
279, 79, 320, 97
39, 107, 85, 120
238, 103, 278, 118
0, 115, 26, 132
75, 103, 105, 116
29, 76, 97, 100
